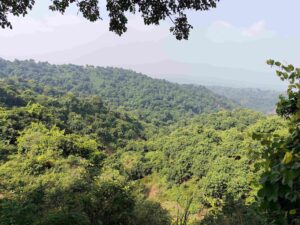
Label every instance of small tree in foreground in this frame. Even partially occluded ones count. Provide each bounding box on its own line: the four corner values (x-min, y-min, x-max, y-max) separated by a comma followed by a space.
254, 60, 300, 225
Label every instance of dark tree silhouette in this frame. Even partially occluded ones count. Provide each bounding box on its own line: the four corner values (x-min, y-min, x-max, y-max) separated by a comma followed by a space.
0, 0, 220, 40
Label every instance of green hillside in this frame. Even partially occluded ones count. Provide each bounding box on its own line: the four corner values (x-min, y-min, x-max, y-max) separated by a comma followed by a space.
0, 58, 235, 124
0, 78, 286, 224
0, 77, 173, 225
0, 59, 297, 225
117, 110, 287, 224
0, 79, 145, 149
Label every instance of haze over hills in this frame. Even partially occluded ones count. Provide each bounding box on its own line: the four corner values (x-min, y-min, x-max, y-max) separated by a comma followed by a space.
127, 60, 286, 90
207, 86, 281, 113
14, 38, 286, 90
0, 20, 291, 91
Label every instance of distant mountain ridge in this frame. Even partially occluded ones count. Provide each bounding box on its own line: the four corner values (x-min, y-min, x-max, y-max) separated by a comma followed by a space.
128, 60, 286, 90
207, 86, 281, 113
0, 58, 236, 124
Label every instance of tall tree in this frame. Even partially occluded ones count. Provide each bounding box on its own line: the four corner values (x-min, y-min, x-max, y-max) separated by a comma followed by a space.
0, 0, 219, 40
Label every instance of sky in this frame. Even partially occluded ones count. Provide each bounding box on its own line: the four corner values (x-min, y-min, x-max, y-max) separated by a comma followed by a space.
0, 0, 299, 89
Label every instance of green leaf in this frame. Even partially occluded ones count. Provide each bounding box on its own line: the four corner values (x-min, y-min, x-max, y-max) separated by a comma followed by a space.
282, 170, 299, 188
285, 191, 298, 202
288, 64, 295, 72
269, 171, 281, 184
289, 209, 297, 215
282, 152, 293, 164
267, 59, 275, 66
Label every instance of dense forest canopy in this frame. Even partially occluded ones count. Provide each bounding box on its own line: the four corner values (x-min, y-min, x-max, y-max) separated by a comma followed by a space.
0, 58, 235, 125
0, 59, 299, 225
0, 76, 170, 225
0, 0, 219, 40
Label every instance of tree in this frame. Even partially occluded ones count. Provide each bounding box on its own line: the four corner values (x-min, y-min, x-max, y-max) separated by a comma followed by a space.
133, 200, 171, 225
0, 0, 220, 40
254, 60, 300, 225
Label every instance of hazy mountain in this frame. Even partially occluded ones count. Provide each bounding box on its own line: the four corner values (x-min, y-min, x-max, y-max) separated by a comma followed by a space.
207, 86, 282, 113
3, 26, 288, 91
125, 60, 287, 91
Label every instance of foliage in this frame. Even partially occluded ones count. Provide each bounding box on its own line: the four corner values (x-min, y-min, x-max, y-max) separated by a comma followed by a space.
0, 126, 169, 224
0, 0, 35, 28
133, 200, 171, 225
0, 0, 219, 40
0, 79, 145, 149
253, 60, 300, 225
0, 77, 169, 225
120, 110, 286, 224
197, 198, 265, 225
0, 123, 93, 225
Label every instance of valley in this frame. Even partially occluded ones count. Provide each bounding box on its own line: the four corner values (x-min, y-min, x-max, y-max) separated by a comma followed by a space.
0, 59, 290, 225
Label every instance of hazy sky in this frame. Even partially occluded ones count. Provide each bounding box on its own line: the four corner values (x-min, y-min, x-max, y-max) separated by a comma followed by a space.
0, 0, 299, 89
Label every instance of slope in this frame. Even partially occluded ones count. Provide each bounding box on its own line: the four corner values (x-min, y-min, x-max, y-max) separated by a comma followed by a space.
0, 78, 145, 149
0, 58, 236, 124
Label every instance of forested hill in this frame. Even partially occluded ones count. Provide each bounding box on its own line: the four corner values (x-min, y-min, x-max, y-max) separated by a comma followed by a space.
0, 58, 235, 124
0, 57, 296, 225
207, 86, 281, 113
0, 79, 146, 149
